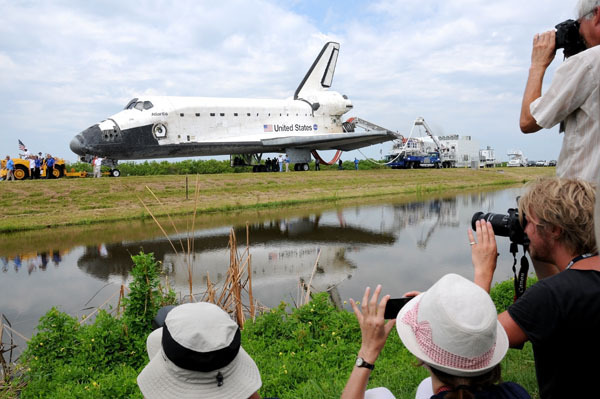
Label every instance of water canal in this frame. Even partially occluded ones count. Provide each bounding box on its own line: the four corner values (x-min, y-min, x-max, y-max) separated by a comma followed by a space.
0, 186, 528, 344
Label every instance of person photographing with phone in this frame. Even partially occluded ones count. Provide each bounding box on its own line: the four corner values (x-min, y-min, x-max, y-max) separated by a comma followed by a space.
341, 275, 529, 399
520, 0, 600, 183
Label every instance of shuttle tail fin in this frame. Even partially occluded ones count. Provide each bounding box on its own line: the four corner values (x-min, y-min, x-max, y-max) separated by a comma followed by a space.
294, 42, 340, 101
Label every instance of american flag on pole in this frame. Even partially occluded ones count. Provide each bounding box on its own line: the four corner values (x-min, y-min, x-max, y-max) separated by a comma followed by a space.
18, 139, 27, 152
263, 124, 273, 132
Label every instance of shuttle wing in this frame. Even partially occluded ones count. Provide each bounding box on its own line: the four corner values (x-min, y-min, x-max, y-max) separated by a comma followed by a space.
261, 131, 395, 151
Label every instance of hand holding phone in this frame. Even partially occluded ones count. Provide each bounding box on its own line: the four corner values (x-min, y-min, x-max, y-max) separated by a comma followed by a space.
383, 297, 413, 319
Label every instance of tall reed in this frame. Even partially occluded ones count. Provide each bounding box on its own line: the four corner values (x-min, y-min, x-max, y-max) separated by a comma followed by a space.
139, 178, 259, 328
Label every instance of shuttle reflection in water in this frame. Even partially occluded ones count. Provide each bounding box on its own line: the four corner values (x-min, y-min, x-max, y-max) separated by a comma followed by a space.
75, 216, 396, 305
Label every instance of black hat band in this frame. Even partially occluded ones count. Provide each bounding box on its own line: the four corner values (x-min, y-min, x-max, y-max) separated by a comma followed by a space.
161, 325, 241, 372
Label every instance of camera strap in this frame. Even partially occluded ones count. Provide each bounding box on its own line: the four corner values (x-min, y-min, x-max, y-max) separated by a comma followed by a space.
511, 242, 529, 301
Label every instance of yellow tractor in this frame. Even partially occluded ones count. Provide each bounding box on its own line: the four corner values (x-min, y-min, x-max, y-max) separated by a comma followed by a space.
1, 157, 67, 180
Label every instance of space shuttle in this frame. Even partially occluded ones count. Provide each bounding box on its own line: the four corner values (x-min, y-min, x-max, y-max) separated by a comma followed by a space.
70, 42, 396, 175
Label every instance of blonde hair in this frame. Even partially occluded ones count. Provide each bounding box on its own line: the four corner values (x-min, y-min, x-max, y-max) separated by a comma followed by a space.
519, 178, 597, 255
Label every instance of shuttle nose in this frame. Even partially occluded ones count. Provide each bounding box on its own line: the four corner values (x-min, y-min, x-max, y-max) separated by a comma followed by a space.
70, 135, 85, 155
70, 125, 102, 156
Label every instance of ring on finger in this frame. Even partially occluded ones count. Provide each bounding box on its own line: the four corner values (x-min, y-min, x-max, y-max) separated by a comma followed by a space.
469, 242, 476, 246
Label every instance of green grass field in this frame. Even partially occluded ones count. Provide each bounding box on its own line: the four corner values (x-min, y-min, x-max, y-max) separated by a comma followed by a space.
0, 167, 554, 233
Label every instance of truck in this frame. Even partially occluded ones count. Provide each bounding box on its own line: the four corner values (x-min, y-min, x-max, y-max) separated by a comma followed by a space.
507, 150, 527, 167
385, 150, 442, 169
385, 139, 442, 168
1, 157, 72, 180
479, 146, 496, 168
385, 117, 458, 169
414, 117, 459, 168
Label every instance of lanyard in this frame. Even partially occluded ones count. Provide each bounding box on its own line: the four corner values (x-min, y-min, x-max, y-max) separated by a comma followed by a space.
565, 253, 598, 270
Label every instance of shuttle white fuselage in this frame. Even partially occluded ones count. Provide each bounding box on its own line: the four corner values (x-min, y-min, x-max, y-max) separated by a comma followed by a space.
70, 42, 395, 170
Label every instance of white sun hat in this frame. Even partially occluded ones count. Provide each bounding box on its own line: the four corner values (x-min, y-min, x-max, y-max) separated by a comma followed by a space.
146, 327, 162, 360
137, 302, 262, 399
396, 273, 508, 377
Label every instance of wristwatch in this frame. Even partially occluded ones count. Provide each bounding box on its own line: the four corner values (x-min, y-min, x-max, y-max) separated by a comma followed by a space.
355, 356, 375, 370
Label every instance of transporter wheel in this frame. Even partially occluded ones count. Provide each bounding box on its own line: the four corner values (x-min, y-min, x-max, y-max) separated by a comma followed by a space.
14, 165, 28, 180
110, 169, 121, 177
301, 163, 309, 171
53, 166, 63, 178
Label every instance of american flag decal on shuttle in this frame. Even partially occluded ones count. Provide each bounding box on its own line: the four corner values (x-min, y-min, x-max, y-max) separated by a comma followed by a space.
264, 124, 273, 132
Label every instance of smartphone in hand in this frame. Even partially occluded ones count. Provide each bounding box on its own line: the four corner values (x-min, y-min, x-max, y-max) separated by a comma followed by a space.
384, 297, 413, 319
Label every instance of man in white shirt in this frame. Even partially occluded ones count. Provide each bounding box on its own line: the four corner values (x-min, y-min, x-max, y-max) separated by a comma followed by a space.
29, 156, 35, 179
520, 0, 600, 183
93, 156, 103, 178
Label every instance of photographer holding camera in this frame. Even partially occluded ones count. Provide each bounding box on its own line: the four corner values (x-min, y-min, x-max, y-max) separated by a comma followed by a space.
469, 178, 599, 399
519, 0, 600, 182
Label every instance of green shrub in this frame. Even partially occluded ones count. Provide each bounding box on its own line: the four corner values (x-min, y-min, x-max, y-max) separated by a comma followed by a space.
17, 251, 175, 398
66, 158, 388, 176
122, 252, 175, 337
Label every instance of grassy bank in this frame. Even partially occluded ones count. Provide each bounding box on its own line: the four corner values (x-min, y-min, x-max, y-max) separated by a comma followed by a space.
4, 259, 539, 398
0, 168, 554, 233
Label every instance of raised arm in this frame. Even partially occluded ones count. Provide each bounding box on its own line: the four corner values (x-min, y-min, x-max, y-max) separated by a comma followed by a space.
468, 220, 499, 292
468, 221, 529, 348
341, 285, 396, 399
520, 30, 556, 133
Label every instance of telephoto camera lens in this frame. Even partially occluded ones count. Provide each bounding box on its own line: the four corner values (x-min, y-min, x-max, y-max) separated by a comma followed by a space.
471, 209, 528, 245
471, 212, 512, 237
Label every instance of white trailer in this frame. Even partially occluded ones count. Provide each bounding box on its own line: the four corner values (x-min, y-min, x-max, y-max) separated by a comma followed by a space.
479, 146, 496, 168
437, 135, 481, 168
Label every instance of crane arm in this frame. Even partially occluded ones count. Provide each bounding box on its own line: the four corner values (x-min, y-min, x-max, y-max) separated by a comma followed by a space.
414, 117, 445, 151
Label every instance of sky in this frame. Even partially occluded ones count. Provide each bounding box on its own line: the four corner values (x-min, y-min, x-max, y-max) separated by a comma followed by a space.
0, 0, 581, 164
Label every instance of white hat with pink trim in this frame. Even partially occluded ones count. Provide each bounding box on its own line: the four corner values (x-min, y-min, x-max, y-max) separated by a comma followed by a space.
396, 273, 509, 377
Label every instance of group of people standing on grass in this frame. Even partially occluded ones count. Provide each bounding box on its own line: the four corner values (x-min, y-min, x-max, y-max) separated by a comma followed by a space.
263, 155, 297, 172
129, 1, 600, 396
258, 156, 362, 172
2, 152, 56, 181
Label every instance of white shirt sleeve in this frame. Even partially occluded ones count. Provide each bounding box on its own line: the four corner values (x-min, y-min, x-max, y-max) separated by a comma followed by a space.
530, 54, 596, 129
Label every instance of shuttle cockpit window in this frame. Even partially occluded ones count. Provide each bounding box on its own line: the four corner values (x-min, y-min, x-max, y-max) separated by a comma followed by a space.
134, 102, 144, 111
143, 101, 153, 110
124, 98, 139, 110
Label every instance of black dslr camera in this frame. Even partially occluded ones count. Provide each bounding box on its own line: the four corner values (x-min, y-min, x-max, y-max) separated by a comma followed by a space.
555, 19, 587, 58
471, 208, 530, 301
471, 209, 527, 245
